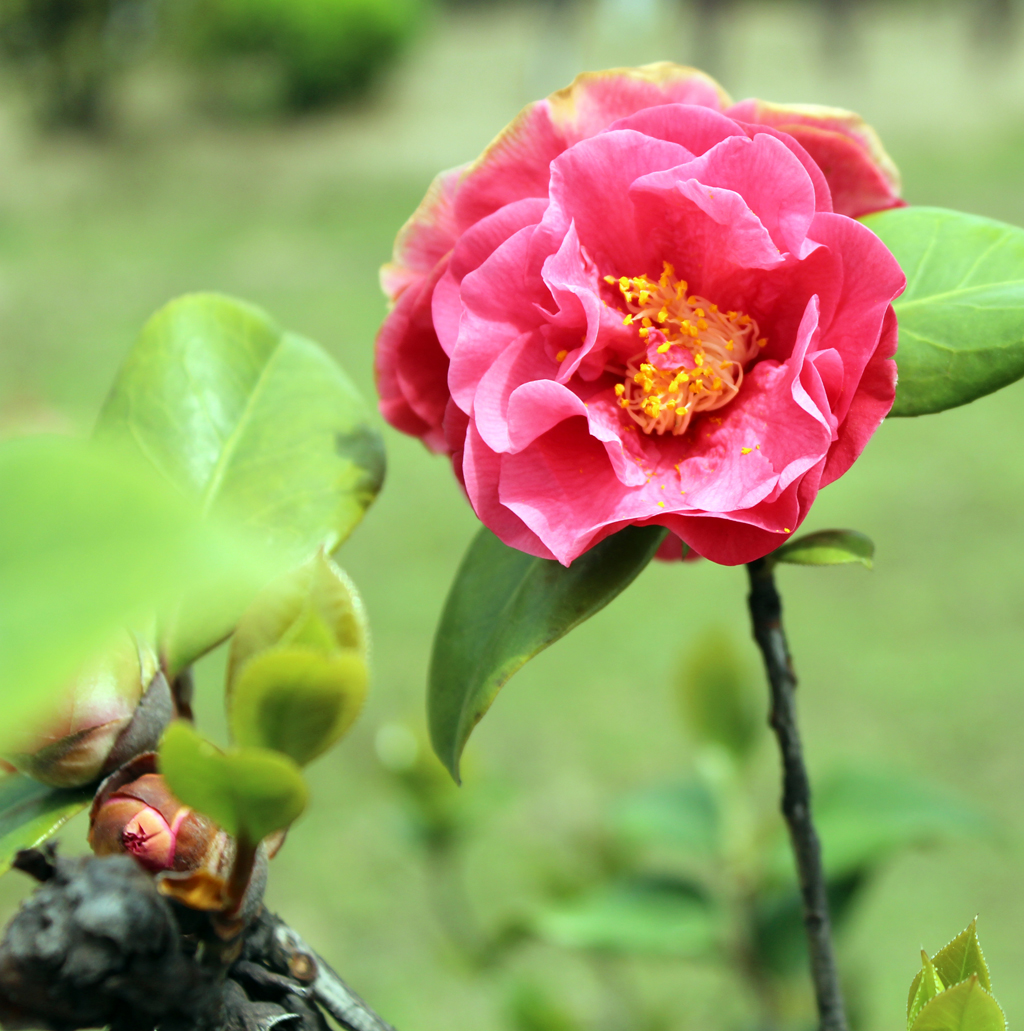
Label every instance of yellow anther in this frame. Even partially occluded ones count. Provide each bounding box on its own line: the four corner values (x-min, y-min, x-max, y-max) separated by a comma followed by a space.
657, 342, 671, 354
619, 398, 629, 408
757, 337, 767, 348
623, 315, 633, 326
741, 447, 752, 454
638, 290, 650, 305
604, 275, 616, 284
614, 383, 625, 396
739, 314, 752, 325
657, 501, 666, 508
783, 527, 791, 533
619, 277, 629, 290
726, 341, 734, 351
639, 328, 649, 338
688, 324, 699, 337
694, 353, 704, 367
642, 317, 652, 328
709, 304, 718, 312
698, 319, 708, 331
657, 308, 668, 323
556, 349, 568, 362
695, 308, 705, 318
712, 378, 722, 390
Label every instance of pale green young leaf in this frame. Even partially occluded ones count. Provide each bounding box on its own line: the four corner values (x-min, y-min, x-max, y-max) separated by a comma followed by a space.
228, 550, 368, 690
928, 920, 992, 993
771, 529, 874, 570
909, 977, 1005, 1031
160, 721, 308, 842
0, 775, 91, 876
862, 207, 1024, 416
0, 435, 269, 739
909, 954, 947, 1029
429, 525, 666, 782
96, 293, 384, 673
229, 647, 367, 765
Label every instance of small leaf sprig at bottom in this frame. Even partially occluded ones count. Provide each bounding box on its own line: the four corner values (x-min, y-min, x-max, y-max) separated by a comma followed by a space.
158, 549, 370, 920
907, 920, 1006, 1031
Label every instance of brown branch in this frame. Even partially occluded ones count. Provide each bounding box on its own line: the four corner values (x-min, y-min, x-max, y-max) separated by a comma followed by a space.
746, 558, 848, 1031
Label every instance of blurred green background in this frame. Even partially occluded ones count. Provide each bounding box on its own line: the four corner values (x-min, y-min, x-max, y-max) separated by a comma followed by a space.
2, 1, 1024, 1029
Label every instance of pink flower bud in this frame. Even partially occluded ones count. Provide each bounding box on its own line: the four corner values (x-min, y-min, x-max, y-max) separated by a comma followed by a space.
7, 632, 173, 788
89, 762, 226, 875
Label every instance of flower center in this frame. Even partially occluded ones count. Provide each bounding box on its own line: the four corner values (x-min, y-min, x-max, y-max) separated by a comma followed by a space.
604, 263, 765, 436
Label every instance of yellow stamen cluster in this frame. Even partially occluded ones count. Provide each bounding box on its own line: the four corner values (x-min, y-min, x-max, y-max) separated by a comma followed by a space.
604, 263, 765, 436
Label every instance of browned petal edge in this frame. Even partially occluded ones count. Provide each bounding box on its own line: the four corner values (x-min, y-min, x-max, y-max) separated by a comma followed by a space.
380, 164, 465, 303
744, 99, 902, 196
547, 62, 733, 129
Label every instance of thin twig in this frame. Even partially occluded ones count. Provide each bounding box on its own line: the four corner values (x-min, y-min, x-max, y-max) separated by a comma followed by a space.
745, 558, 848, 1031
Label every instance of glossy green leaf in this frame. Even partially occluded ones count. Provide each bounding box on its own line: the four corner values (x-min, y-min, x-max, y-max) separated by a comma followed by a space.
96, 293, 385, 672
609, 780, 719, 855
863, 206, 1024, 416
228, 550, 367, 689
910, 955, 949, 1029
909, 977, 1005, 1031
676, 630, 760, 759
771, 529, 874, 570
532, 876, 718, 957
160, 720, 308, 842
0, 775, 91, 876
429, 525, 666, 781
230, 647, 367, 765
0, 436, 268, 740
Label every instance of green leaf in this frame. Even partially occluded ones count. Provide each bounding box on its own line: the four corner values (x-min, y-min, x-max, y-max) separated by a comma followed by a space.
812, 771, 990, 881
609, 780, 719, 855
96, 293, 385, 672
863, 206, 1024, 417
0, 436, 269, 740
771, 529, 874, 570
910, 955, 948, 1029
230, 647, 367, 766
429, 525, 666, 782
159, 720, 308, 842
676, 629, 761, 759
0, 775, 91, 875
228, 550, 368, 688
532, 876, 718, 957
909, 977, 1005, 1031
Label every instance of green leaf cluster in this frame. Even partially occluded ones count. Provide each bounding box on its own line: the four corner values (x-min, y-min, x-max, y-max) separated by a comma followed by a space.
228, 550, 369, 767
1, 292, 383, 860
906, 921, 1005, 1031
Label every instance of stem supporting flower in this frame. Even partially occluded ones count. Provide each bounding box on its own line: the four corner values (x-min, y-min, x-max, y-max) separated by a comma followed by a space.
746, 558, 848, 1031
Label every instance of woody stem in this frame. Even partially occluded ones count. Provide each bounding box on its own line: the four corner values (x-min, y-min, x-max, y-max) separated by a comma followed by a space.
745, 558, 848, 1031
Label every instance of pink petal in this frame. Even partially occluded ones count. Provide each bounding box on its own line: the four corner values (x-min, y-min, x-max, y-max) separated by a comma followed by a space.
727, 99, 903, 218
381, 166, 463, 302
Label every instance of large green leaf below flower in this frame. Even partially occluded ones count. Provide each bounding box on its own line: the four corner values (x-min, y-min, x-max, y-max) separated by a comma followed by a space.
428, 525, 667, 782
863, 206, 1024, 416
96, 294, 385, 673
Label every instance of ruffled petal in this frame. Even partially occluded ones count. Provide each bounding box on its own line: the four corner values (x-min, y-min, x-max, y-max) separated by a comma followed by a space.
727, 99, 903, 218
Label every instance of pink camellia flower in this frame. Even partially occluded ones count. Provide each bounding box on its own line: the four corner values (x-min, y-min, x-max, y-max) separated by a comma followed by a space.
376, 63, 905, 565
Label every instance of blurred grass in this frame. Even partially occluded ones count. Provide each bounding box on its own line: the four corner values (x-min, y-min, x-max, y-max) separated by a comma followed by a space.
3, 2, 1024, 1030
